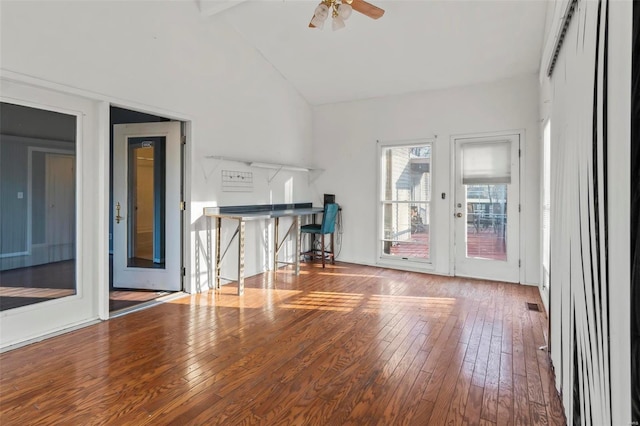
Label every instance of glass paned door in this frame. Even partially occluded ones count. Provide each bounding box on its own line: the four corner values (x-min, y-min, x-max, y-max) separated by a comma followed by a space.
113, 122, 181, 291
454, 135, 520, 283
379, 142, 432, 263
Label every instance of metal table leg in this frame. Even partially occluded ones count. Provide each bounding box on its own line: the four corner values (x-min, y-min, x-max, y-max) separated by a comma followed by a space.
215, 217, 221, 290
206, 216, 212, 289
237, 219, 245, 295
273, 217, 279, 272
295, 215, 301, 275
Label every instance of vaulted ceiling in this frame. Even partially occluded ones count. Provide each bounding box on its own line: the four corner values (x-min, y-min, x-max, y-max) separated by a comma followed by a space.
200, 0, 549, 105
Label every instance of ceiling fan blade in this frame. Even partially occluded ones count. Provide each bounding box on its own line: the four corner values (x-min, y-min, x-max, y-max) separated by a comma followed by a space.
350, 0, 385, 20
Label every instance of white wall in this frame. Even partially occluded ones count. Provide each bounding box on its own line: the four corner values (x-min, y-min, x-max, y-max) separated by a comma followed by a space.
311, 74, 541, 284
0, 0, 314, 291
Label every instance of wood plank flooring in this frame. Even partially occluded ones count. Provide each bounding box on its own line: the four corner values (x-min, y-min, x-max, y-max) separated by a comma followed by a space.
389, 229, 508, 261
0, 262, 566, 425
0, 259, 170, 312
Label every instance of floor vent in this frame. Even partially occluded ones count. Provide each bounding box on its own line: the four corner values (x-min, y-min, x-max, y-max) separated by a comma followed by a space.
526, 302, 541, 312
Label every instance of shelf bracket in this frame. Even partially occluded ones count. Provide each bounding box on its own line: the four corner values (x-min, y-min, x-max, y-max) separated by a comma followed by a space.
308, 168, 324, 184
267, 166, 284, 184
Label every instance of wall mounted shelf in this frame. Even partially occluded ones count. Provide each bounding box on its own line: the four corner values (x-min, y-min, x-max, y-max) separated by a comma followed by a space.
204, 155, 323, 183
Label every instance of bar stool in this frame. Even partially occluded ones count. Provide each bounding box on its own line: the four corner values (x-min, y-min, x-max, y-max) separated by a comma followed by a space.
300, 203, 339, 268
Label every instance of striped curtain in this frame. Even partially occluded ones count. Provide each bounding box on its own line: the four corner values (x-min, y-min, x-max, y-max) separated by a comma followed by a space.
548, 0, 611, 424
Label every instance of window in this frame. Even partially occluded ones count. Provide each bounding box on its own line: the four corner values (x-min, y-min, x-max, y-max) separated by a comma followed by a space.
379, 142, 432, 262
460, 141, 511, 261
542, 120, 551, 291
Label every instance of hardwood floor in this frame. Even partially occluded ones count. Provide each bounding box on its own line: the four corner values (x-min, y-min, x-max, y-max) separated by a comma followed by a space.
390, 229, 508, 261
0, 262, 566, 425
0, 258, 170, 312
109, 290, 171, 312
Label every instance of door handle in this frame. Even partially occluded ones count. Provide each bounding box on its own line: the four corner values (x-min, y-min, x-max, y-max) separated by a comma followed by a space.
116, 202, 124, 224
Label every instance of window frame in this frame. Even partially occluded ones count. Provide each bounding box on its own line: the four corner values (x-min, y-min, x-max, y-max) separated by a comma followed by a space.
376, 138, 435, 268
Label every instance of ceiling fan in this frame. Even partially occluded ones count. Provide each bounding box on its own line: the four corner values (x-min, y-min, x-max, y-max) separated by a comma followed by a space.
309, 0, 385, 31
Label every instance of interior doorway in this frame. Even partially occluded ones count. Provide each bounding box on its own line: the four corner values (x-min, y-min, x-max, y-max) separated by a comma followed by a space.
109, 107, 184, 313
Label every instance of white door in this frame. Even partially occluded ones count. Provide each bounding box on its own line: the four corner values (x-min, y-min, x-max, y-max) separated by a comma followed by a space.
453, 134, 520, 283
46, 154, 75, 263
113, 122, 181, 291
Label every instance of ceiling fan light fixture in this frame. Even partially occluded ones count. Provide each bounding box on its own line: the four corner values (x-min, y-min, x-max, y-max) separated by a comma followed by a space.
332, 16, 346, 31
314, 3, 330, 20
308, 0, 384, 30
337, 3, 353, 20
310, 15, 326, 28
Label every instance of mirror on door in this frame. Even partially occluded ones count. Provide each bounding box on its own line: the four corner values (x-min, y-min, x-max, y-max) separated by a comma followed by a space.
0, 102, 77, 311
126, 137, 166, 269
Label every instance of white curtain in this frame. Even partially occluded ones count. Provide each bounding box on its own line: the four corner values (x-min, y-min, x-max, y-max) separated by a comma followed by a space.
547, 1, 611, 424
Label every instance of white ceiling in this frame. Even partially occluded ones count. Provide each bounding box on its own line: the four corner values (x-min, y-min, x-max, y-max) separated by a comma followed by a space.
207, 0, 548, 105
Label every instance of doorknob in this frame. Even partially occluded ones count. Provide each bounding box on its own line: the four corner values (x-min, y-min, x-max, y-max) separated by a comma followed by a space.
456, 212, 463, 218
116, 202, 123, 224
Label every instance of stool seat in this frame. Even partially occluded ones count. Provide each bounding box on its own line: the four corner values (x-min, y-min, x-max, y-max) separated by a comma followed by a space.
301, 223, 322, 233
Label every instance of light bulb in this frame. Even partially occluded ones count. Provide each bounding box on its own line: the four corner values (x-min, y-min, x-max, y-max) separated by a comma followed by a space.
332, 16, 345, 31
311, 15, 325, 29
314, 3, 329, 20
337, 3, 352, 20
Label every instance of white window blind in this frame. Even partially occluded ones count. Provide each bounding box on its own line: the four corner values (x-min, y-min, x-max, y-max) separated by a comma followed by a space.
461, 141, 512, 184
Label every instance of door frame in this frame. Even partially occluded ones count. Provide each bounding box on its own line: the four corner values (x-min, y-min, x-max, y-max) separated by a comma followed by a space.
449, 129, 524, 283
103, 104, 191, 318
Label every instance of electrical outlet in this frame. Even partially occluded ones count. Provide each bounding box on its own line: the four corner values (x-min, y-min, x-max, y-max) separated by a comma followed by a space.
17, 192, 23, 199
